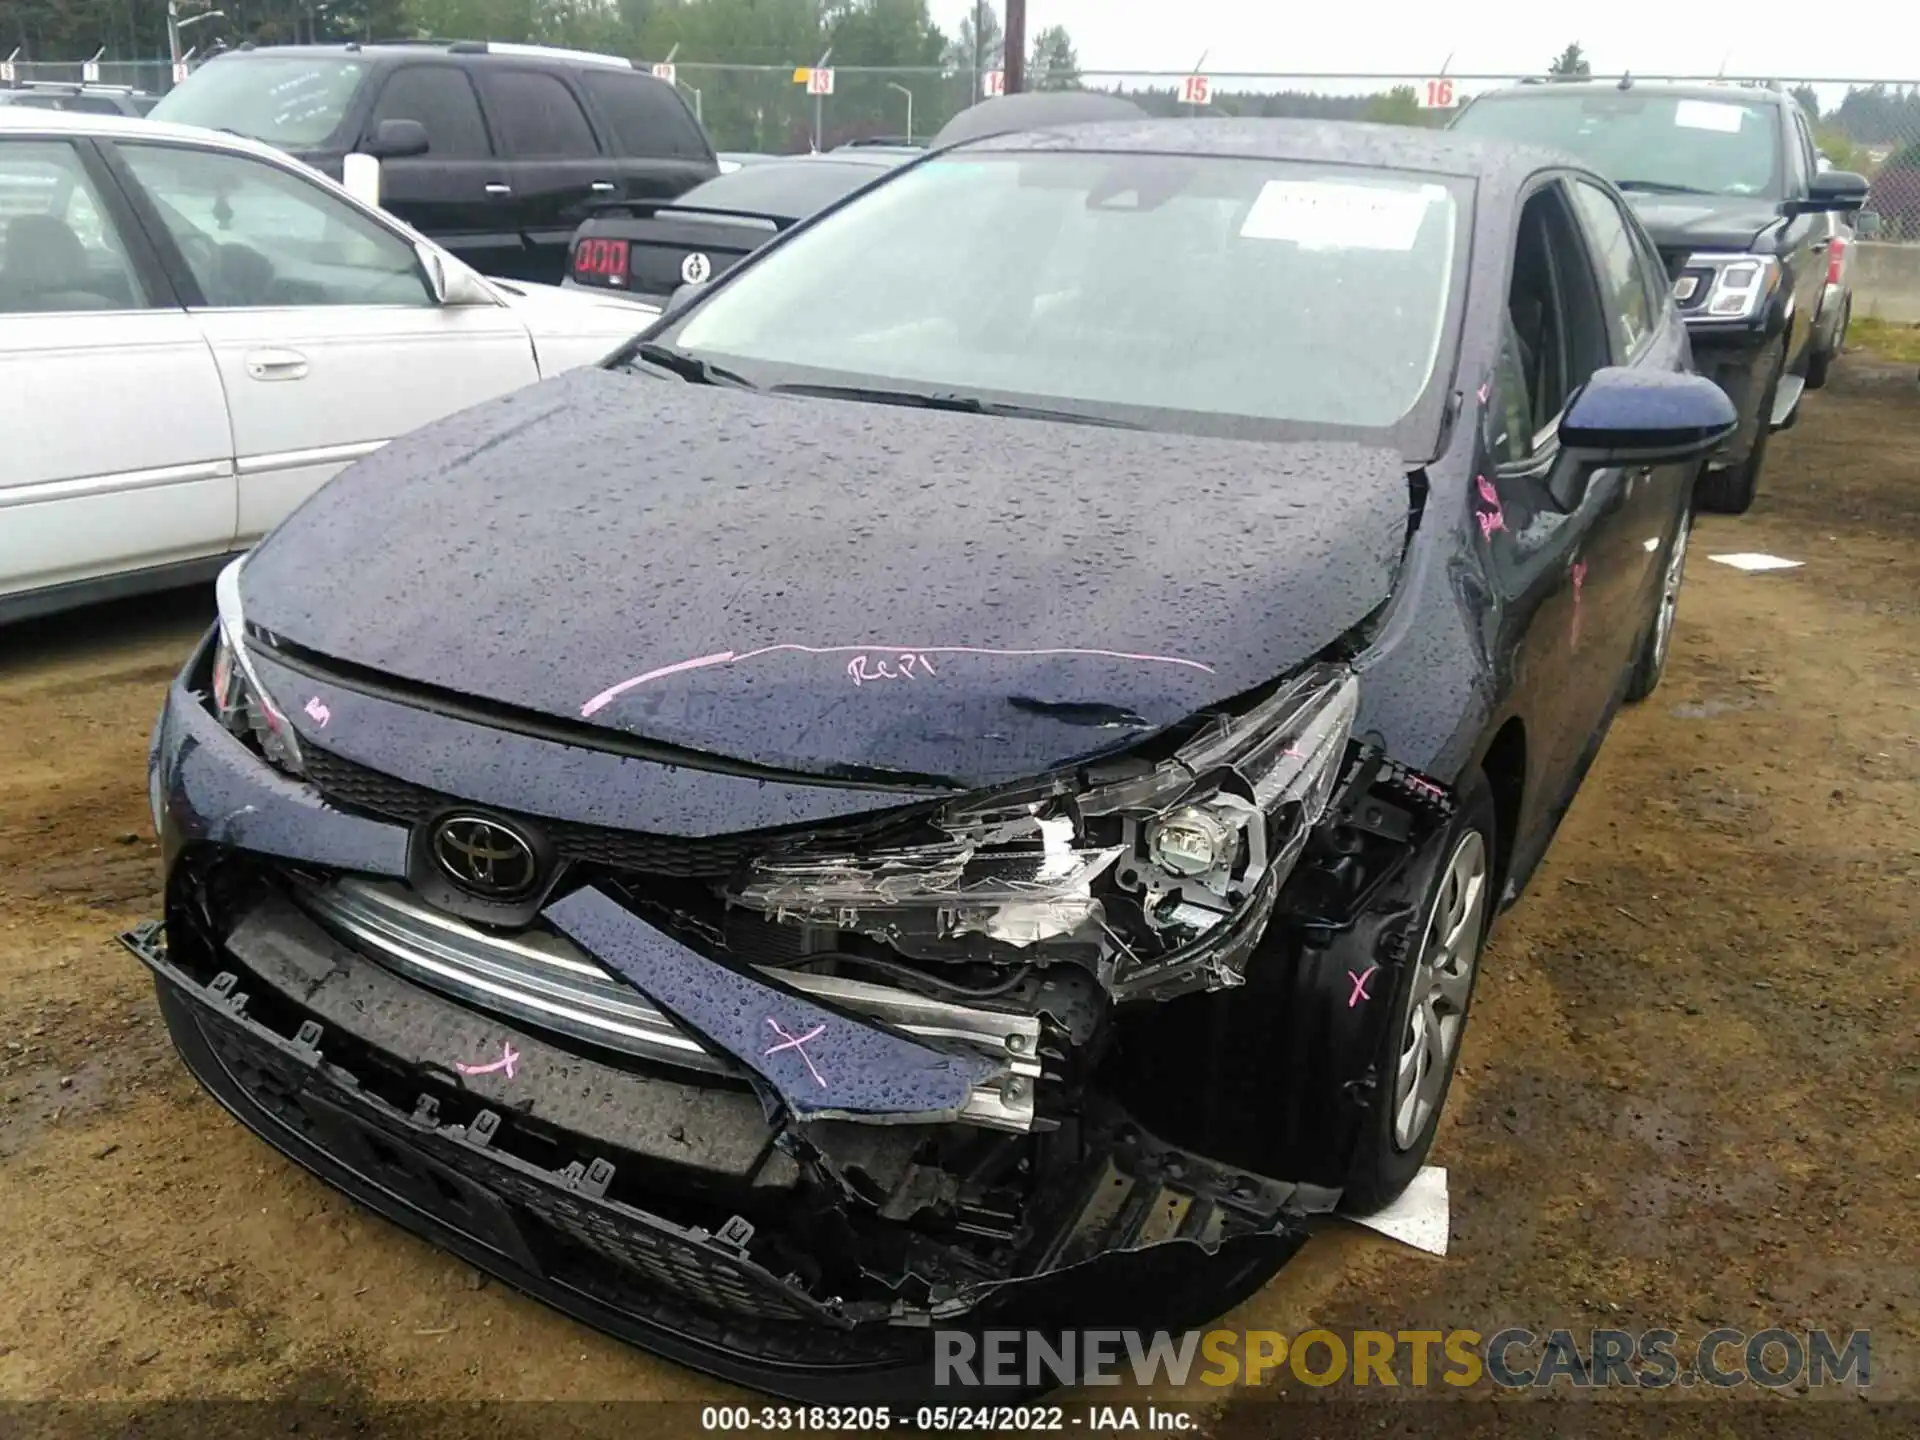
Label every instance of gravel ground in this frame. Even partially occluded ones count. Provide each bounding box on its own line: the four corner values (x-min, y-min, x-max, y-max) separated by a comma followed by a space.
0, 354, 1915, 1436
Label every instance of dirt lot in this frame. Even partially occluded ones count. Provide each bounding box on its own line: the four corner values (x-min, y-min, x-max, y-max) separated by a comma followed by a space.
1, 353, 1915, 1434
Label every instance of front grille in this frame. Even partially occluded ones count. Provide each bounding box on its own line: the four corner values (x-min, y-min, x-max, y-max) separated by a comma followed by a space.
302, 744, 927, 878
293, 877, 1043, 1132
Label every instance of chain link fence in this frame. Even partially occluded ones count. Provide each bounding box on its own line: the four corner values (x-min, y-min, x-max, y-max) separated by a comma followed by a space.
6, 56, 1917, 239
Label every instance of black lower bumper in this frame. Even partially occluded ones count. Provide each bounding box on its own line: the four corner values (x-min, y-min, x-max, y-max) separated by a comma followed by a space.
1689, 332, 1780, 468
124, 900, 1322, 1402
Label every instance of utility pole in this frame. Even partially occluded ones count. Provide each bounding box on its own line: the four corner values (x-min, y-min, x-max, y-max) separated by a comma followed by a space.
1004, 0, 1025, 94
971, 0, 984, 103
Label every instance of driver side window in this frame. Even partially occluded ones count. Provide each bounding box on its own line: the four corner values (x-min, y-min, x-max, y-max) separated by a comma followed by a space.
115, 141, 433, 309
1496, 181, 1612, 466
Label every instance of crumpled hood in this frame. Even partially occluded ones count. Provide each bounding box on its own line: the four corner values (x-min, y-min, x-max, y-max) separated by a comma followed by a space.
1626, 195, 1783, 256
241, 368, 1411, 789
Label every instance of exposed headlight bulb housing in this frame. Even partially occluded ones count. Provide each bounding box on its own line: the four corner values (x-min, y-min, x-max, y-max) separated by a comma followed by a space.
1147, 806, 1241, 878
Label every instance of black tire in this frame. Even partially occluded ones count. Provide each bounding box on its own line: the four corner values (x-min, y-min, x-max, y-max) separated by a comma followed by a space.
1695, 344, 1785, 516
1624, 503, 1693, 703
1340, 769, 1498, 1215
1805, 297, 1849, 391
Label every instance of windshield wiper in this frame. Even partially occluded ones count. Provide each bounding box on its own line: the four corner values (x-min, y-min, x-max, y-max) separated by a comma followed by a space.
626, 341, 757, 389
1614, 180, 1717, 196
768, 382, 1141, 429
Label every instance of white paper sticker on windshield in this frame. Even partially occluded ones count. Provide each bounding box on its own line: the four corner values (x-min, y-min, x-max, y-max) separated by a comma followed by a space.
1238, 181, 1441, 251
1674, 100, 1747, 133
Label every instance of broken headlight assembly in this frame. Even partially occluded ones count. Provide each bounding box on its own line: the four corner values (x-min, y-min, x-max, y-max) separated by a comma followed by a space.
210, 559, 306, 778
726, 664, 1361, 1002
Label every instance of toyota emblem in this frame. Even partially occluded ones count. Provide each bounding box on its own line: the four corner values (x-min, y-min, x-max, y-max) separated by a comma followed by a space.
430, 814, 540, 898
680, 251, 712, 285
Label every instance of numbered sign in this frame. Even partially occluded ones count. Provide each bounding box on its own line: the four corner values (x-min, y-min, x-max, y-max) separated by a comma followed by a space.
982, 69, 1005, 98
1417, 77, 1457, 109
1180, 74, 1212, 106
0, 62, 14, 83
172, 61, 188, 84
650, 62, 676, 85
82, 60, 101, 82
807, 67, 835, 96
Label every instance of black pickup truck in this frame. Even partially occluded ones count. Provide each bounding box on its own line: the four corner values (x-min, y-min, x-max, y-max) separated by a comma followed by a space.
1451, 79, 1869, 513
150, 40, 717, 285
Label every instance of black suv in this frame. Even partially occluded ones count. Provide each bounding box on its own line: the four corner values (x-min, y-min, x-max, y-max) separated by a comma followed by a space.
0, 82, 159, 117
149, 41, 717, 285
1450, 79, 1868, 513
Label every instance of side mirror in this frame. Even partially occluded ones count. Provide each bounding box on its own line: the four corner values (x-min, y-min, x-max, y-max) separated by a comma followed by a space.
415, 241, 496, 307
1560, 368, 1738, 466
362, 118, 430, 161
1787, 168, 1870, 215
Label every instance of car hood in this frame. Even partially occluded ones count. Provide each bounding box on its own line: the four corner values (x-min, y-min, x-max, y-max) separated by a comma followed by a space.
1624, 195, 1783, 256
240, 369, 1412, 790
484, 278, 660, 377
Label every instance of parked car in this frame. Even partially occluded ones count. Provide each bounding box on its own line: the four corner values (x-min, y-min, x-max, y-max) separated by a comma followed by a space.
1450, 79, 1867, 513
128, 119, 1733, 1400
1806, 207, 1853, 390
148, 40, 718, 285
0, 81, 159, 118
0, 108, 658, 624
563, 150, 912, 303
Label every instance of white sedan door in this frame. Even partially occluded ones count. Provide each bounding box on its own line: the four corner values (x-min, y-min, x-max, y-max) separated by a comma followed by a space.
111, 139, 540, 545
0, 135, 234, 613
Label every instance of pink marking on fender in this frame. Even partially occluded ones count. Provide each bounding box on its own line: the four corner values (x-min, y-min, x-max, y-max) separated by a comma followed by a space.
1476, 507, 1506, 541
1476, 475, 1500, 507
764, 1018, 827, 1088
1572, 559, 1588, 598
455, 1041, 519, 1080
583, 643, 1216, 717
1477, 381, 1491, 405
1347, 964, 1379, 1007
304, 697, 331, 728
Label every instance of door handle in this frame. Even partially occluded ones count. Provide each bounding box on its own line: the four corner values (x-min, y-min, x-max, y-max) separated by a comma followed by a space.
485, 182, 512, 196
244, 348, 308, 381
590, 181, 616, 193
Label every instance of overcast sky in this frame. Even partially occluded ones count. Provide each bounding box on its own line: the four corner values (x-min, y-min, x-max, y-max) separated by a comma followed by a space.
930, 0, 1917, 85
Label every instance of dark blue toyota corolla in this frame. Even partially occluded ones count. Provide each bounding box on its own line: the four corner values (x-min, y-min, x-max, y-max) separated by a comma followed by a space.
128, 118, 1734, 1400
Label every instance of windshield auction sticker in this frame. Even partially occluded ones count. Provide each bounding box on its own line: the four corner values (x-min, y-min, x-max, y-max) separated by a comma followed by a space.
1238, 180, 1444, 250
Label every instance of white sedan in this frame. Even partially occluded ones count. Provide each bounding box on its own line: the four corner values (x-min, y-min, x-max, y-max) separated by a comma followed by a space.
0, 108, 659, 624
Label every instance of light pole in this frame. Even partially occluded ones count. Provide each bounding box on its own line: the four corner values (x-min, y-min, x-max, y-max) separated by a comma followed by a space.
886, 81, 912, 142
167, 3, 224, 72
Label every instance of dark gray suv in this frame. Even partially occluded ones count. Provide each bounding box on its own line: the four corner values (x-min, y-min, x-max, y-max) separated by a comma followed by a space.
1451, 78, 1868, 513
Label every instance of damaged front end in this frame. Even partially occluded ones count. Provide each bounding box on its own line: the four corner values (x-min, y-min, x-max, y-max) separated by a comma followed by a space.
136, 632, 1458, 1397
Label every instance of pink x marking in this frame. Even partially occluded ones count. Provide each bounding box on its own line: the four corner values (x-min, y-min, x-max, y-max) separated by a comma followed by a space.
764, 1018, 828, 1088
455, 1041, 519, 1079
1347, 965, 1379, 1008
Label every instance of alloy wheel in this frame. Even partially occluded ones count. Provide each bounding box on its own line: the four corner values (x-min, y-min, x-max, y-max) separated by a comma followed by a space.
1650, 510, 1693, 675
1391, 829, 1490, 1151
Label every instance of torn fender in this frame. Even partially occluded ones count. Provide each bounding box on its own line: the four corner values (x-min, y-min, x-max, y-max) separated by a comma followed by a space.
544, 887, 1006, 1125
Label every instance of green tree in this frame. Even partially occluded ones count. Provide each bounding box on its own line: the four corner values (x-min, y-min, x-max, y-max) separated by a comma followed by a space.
1362, 86, 1422, 126
1548, 43, 1590, 78
1027, 23, 1078, 91
944, 1, 1000, 80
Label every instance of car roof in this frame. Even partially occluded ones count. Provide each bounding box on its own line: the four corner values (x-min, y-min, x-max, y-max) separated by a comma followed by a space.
0, 103, 321, 160
953, 116, 1576, 182
191, 40, 636, 71
1468, 79, 1791, 108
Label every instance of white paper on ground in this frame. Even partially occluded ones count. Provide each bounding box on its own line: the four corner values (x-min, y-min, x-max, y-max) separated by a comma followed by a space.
1346, 1164, 1450, 1256
1708, 553, 1804, 571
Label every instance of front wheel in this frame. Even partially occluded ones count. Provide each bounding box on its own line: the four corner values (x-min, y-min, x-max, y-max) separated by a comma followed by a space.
1695, 343, 1786, 516
1340, 771, 1497, 1214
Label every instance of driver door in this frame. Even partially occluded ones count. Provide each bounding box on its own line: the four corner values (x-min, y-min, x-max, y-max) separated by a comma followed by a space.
103, 138, 540, 544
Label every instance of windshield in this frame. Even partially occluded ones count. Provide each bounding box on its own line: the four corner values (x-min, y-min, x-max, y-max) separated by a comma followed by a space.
1452, 92, 1783, 199
661, 150, 1467, 444
149, 56, 366, 149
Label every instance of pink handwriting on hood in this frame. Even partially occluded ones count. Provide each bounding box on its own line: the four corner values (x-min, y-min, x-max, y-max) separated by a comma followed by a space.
455, 1041, 519, 1080
304, 697, 331, 728
764, 1018, 827, 1087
